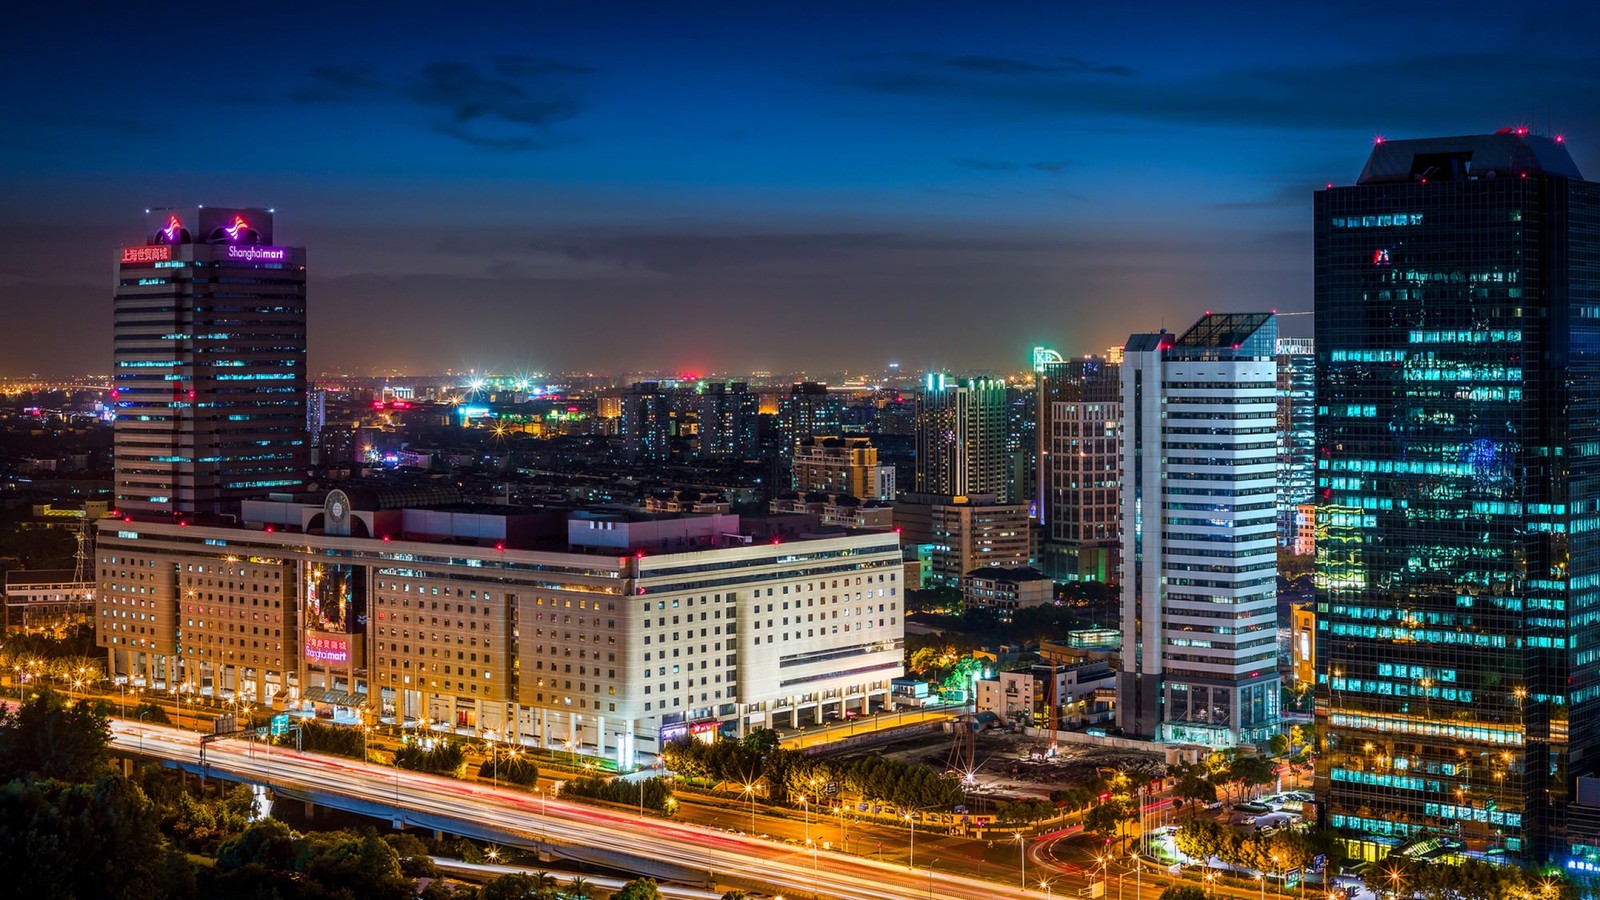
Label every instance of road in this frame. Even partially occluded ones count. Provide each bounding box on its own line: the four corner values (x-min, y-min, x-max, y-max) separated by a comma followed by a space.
118, 719, 1057, 900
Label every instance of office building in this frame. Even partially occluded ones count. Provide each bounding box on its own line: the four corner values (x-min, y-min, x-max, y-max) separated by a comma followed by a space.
792, 436, 895, 500
915, 374, 1010, 500
113, 207, 307, 516
963, 566, 1052, 620
1118, 312, 1280, 747
1035, 352, 1121, 582
894, 492, 1030, 587
1275, 338, 1316, 547
1316, 131, 1600, 862
697, 381, 759, 460
95, 492, 904, 766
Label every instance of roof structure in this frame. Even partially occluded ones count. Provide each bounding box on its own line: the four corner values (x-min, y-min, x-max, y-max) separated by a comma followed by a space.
1356, 130, 1583, 185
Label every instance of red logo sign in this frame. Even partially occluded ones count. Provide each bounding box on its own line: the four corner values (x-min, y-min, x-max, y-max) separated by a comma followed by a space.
122, 245, 172, 263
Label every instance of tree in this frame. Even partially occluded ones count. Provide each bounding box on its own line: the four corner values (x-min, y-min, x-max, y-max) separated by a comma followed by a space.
612, 878, 665, 900
1159, 888, 1207, 900
0, 686, 111, 782
720, 892, 750, 900
742, 727, 780, 756
1084, 796, 1135, 846
1227, 755, 1278, 798
566, 875, 594, 900
384, 832, 440, 878
1170, 763, 1218, 816
481, 873, 546, 900
0, 774, 186, 899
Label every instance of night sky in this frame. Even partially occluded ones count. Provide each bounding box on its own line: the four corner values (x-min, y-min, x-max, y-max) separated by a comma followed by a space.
4, 1, 1598, 377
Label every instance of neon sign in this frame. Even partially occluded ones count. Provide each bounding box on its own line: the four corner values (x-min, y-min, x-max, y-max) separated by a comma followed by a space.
122, 245, 172, 263
224, 214, 252, 241
225, 245, 287, 262
1372, 249, 1391, 265
305, 633, 350, 665
162, 214, 183, 242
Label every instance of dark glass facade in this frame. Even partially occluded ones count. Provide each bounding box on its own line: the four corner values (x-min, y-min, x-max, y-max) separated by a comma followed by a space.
114, 207, 307, 517
1314, 133, 1600, 864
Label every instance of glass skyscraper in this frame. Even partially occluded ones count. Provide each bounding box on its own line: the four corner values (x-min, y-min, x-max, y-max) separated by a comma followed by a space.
113, 207, 307, 516
1315, 131, 1600, 862
1276, 338, 1316, 546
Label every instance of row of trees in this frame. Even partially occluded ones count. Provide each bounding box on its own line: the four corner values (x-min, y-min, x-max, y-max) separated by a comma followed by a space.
1174, 818, 1330, 875
557, 775, 676, 813
1358, 858, 1575, 900
396, 739, 469, 776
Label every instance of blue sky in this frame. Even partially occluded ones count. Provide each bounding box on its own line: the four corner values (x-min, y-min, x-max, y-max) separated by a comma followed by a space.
4, 1, 1598, 375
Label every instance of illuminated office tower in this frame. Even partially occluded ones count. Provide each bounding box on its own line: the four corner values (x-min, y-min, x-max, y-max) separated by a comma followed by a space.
915, 374, 1010, 500
1316, 131, 1600, 862
1275, 338, 1315, 546
1118, 313, 1280, 747
620, 382, 674, 462
1035, 350, 1121, 582
113, 208, 307, 516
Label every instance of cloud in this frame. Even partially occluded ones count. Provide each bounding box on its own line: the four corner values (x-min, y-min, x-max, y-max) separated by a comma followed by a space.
846, 52, 1600, 132
289, 57, 590, 150
953, 158, 1074, 174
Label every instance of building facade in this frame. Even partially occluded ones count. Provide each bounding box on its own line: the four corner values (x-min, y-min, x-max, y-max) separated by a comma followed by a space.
792, 436, 895, 500
95, 497, 904, 767
113, 207, 307, 516
1118, 313, 1280, 747
697, 381, 759, 460
894, 492, 1030, 587
1275, 338, 1316, 548
1035, 353, 1121, 582
1315, 131, 1600, 862
620, 382, 675, 462
915, 374, 1010, 501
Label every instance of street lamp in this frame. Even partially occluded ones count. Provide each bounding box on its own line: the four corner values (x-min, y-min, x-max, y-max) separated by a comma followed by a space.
1014, 833, 1027, 888
1040, 880, 1054, 900
744, 783, 758, 834
536, 786, 549, 840
137, 709, 150, 754
904, 811, 916, 869
927, 859, 937, 899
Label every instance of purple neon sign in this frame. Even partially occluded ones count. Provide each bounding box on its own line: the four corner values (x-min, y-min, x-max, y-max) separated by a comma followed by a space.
225, 245, 288, 262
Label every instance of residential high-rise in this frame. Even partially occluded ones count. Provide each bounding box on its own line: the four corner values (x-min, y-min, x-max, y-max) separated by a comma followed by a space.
1118, 313, 1279, 747
619, 382, 674, 461
1035, 352, 1121, 583
697, 381, 758, 459
1274, 338, 1316, 547
893, 492, 1030, 587
1316, 131, 1600, 862
777, 382, 845, 451
915, 374, 1009, 500
113, 207, 307, 517
792, 436, 895, 499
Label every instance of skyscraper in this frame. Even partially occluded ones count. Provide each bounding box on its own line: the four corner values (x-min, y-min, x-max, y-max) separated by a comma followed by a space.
1275, 338, 1315, 547
777, 382, 846, 452
1036, 352, 1121, 583
1316, 131, 1600, 861
915, 374, 1009, 500
1118, 313, 1280, 747
113, 207, 307, 517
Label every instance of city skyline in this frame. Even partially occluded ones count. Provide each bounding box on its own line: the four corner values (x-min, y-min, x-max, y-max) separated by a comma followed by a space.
5, 2, 1598, 375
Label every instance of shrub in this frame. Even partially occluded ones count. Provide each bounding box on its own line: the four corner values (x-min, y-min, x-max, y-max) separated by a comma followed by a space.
557, 775, 676, 813
395, 740, 467, 777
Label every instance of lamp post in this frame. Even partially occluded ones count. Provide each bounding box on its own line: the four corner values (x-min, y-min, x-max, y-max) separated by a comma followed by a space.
802, 795, 811, 844
138, 709, 150, 754
744, 783, 758, 834
904, 811, 916, 869
1015, 833, 1027, 888
927, 859, 936, 899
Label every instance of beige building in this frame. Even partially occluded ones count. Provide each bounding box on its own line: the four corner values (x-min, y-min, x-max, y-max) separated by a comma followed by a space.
894, 493, 1030, 587
792, 436, 895, 500
96, 492, 904, 766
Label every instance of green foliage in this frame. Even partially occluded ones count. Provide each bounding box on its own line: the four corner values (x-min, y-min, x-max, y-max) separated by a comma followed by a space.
1159, 887, 1207, 900
566, 875, 595, 900
132, 700, 172, 725
994, 797, 1057, 825
776, 751, 962, 810
480, 873, 547, 900
1169, 761, 1218, 815
612, 877, 665, 900
1267, 734, 1292, 758
154, 780, 257, 854
0, 774, 180, 899
662, 736, 764, 787
212, 820, 413, 900
742, 727, 780, 756
558, 775, 676, 813
0, 686, 111, 782
1049, 786, 1098, 811
720, 892, 750, 900
1227, 755, 1278, 796
1084, 795, 1136, 838
1175, 819, 1333, 874
479, 750, 540, 787
396, 739, 468, 777
274, 718, 367, 759
383, 832, 440, 878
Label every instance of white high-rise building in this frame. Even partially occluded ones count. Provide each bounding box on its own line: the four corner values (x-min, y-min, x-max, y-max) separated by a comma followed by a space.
1117, 312, 1280, 747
